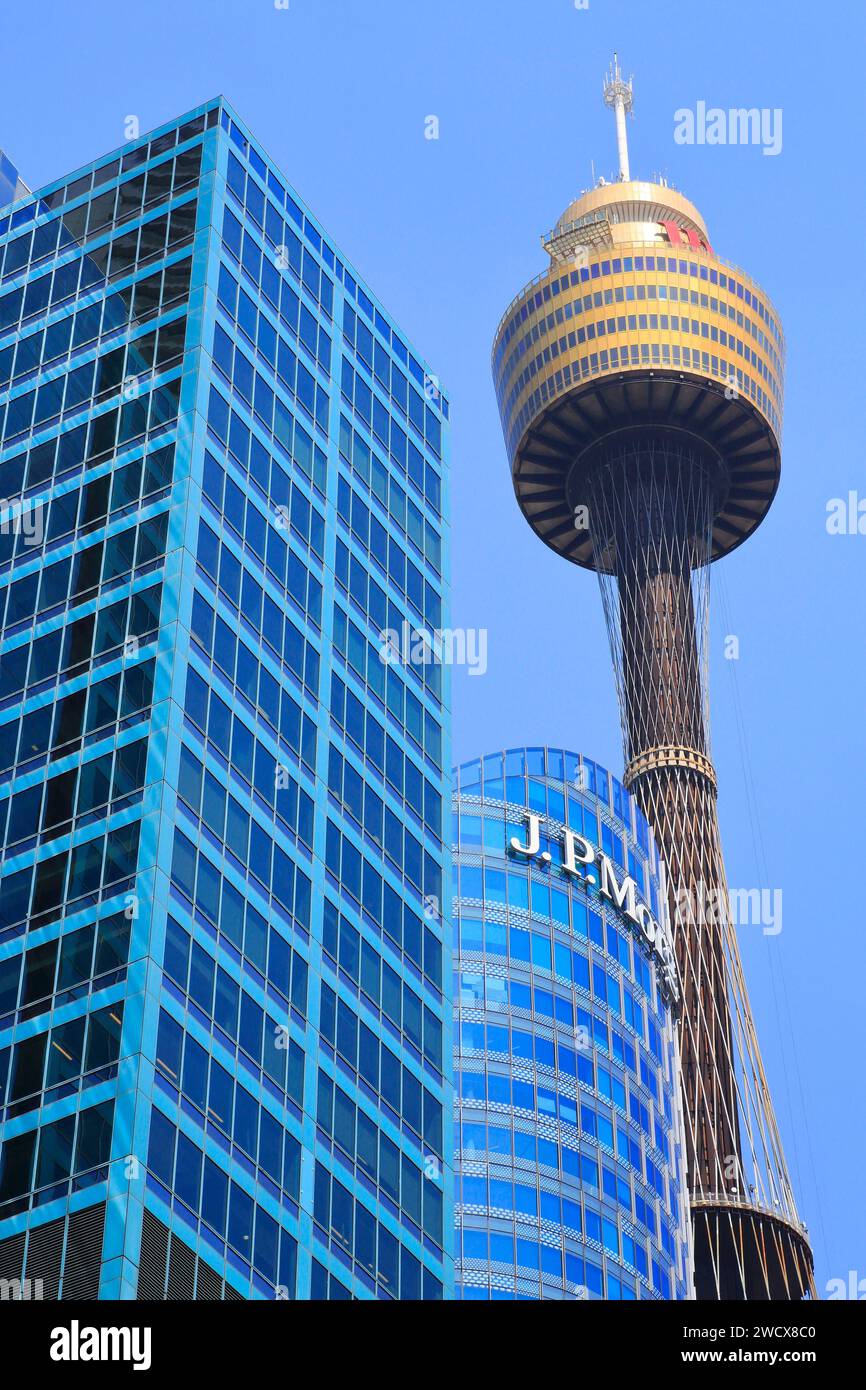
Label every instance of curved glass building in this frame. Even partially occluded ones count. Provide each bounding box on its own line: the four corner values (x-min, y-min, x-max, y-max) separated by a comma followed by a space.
453, 745, 692, 1300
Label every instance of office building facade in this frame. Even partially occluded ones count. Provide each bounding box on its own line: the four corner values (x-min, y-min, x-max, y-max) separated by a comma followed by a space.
0, 99, 452, 1300
453, 746, 691, 1300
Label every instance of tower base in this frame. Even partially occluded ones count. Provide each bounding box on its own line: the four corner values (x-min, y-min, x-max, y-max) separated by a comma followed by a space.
692, 1200, 815, 1300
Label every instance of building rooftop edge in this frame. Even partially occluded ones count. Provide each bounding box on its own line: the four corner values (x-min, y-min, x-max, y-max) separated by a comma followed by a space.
0, 95, 449, 402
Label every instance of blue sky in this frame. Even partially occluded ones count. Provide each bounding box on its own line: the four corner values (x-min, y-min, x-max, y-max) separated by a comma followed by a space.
2, 0, 863, 1294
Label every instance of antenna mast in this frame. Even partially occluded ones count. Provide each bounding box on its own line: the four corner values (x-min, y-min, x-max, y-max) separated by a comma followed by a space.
603, 51, 634, 181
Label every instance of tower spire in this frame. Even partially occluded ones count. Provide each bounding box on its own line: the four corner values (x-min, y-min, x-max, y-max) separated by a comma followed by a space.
603, 51, 634, 181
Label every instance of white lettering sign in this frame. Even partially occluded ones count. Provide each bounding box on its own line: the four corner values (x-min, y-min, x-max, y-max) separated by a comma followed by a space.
509, 812, 678, 999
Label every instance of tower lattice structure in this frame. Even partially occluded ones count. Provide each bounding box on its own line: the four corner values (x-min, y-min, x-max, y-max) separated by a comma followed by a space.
492, 60, 814, 1300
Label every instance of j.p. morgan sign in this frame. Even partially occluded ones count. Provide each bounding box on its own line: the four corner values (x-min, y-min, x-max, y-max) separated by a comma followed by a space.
508, 812, 679, 1001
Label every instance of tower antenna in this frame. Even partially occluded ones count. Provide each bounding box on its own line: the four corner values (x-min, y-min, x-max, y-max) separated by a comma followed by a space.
603, 51, 634, 181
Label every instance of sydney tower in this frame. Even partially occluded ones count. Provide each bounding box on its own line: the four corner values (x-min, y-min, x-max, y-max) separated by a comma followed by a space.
492, 57, 813, 1299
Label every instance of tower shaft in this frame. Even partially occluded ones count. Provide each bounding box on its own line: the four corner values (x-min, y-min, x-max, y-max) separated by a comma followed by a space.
587, 433, 742, 1192
627, 764, 741, 1189
586, 431, 814, 1298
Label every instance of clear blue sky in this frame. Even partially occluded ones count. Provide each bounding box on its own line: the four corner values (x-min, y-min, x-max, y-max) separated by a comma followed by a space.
3, 0, 863, 1295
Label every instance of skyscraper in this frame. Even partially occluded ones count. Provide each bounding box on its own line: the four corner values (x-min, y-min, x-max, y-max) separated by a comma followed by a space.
0, 98, 452, 1301
0, 154, 28, 214
453, 745, 692, 1301
491, 60, 813, 1299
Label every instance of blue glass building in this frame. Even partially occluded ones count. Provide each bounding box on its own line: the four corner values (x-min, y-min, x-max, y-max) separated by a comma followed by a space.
452, 747, 692, 1300
0, 154, 27, 213
0, 99, 451, 1301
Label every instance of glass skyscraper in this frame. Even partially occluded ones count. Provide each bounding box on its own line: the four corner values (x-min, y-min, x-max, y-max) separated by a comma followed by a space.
452, 746, 692, 1300
0, 154, 27, 216
0, 98, 451, 1301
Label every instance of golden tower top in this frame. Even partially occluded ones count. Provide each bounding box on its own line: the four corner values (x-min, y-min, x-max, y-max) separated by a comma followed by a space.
492, 54, 785, 572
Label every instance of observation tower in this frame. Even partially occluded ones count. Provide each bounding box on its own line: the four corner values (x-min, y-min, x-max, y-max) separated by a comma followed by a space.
491, 56, 814, 1300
